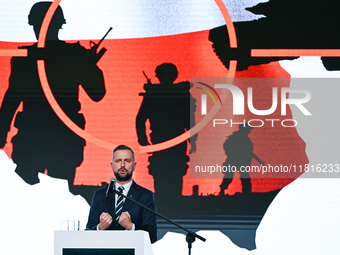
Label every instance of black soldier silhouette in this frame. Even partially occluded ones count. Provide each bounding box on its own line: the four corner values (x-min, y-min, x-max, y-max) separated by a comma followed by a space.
0, 2, 106, 198
136, 63, 197, 208
219, 124, 264, 195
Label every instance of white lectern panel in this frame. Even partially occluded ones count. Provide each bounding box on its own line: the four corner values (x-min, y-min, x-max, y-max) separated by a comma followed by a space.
54, 230, 154, 255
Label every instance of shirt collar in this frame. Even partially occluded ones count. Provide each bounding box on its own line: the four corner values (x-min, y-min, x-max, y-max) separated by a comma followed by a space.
115, 179, 133, 193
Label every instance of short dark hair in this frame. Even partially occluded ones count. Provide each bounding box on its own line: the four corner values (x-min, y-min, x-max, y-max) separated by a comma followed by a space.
113, 145, 135, 162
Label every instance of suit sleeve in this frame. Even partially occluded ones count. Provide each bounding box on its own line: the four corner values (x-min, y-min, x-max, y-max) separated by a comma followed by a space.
139, 190, 157, 243
86, 190, 103, 230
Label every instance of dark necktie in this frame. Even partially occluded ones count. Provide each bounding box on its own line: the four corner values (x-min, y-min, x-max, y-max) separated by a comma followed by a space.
115, 186, 124, 221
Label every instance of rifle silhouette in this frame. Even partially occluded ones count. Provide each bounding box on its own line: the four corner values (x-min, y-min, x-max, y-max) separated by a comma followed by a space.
253, 153, 265, 165
89, 27, 113, 63
142, 71, 152, 85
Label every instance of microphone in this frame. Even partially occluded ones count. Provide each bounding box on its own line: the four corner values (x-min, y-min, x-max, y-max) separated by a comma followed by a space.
106, 178, 116, 197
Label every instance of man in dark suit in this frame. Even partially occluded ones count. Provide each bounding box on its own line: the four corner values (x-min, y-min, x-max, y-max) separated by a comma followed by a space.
86, 145, 157, 243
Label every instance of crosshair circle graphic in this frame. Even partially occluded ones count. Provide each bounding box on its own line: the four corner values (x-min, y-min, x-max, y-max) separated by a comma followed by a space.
37, 0, 237, 153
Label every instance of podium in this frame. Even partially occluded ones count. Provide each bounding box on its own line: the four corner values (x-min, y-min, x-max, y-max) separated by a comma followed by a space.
54, 230, 154, 255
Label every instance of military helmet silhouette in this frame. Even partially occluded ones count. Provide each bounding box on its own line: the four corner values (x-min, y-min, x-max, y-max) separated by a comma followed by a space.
28, 1, 66, 27
155, 63, 178, 83
239, 123, 254, 132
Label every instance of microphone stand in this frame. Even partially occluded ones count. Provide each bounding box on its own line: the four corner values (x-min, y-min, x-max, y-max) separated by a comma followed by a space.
110, 188, 206, 255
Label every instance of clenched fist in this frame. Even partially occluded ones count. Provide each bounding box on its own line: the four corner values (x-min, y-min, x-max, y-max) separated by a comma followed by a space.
118, 211, 133, 230
98, 212, 112, 230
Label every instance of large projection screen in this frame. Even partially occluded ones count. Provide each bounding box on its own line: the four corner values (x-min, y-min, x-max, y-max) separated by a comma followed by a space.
0, 1, 339, 254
